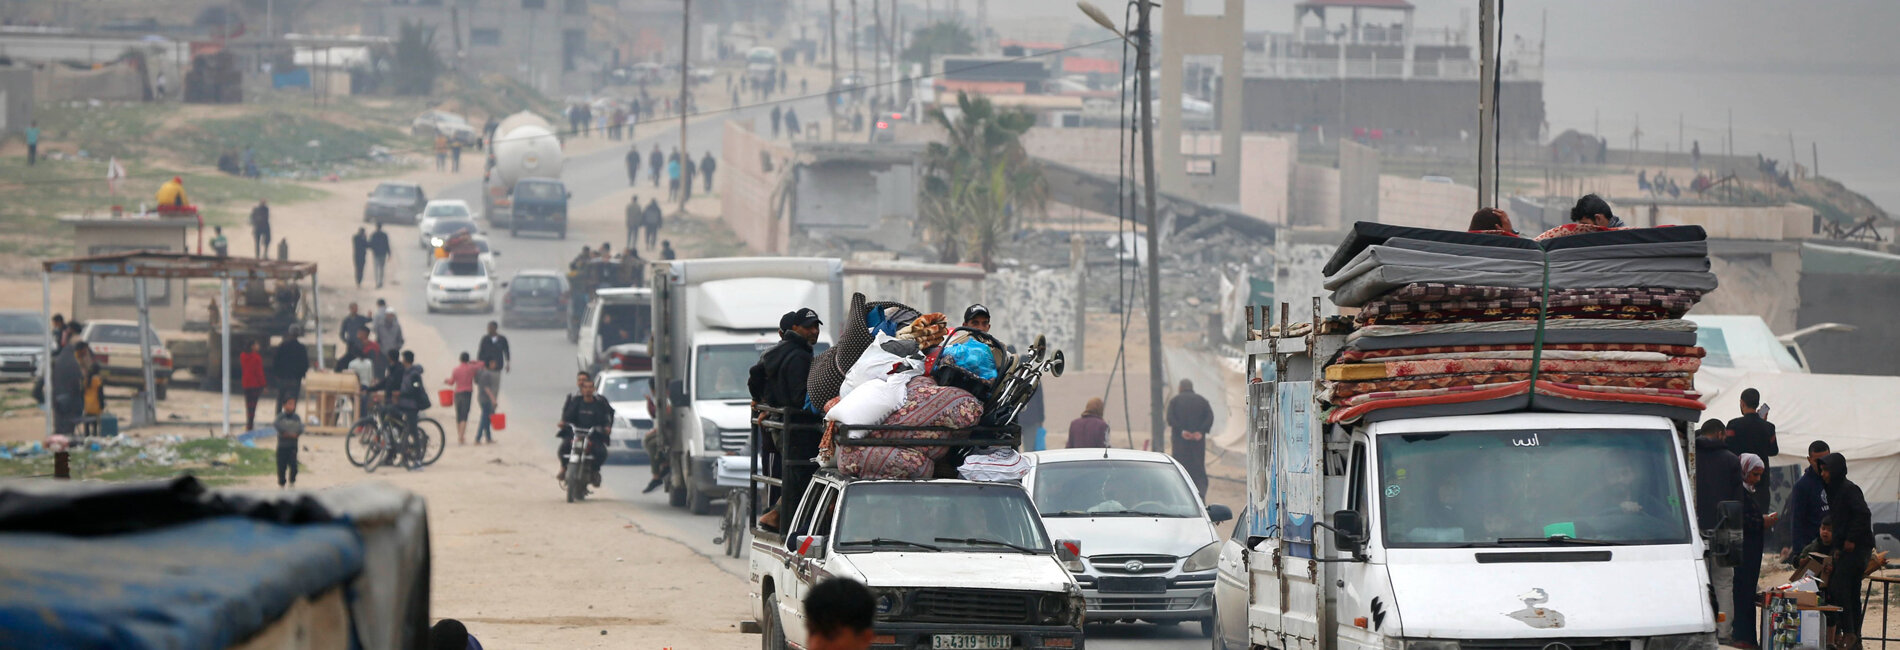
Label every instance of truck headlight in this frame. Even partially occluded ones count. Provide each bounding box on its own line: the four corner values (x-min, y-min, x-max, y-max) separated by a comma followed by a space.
873, 588, 906, 619
1646, 633, 1717, 650
1038, 593, 1068, 624
1182, 541, 1221, 572
430, 237, 445, 247
699, 417, 723, 454
474, 282, 489, 291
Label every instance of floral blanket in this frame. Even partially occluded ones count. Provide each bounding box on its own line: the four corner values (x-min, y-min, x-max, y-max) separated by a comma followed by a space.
838, 376, 984, 480
1325, 372, 1694, 401
1336, 343, 1706, 364
1324, 356, 1703, 381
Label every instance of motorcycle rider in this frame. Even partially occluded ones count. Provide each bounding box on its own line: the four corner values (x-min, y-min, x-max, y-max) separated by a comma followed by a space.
557, 371, 615, 486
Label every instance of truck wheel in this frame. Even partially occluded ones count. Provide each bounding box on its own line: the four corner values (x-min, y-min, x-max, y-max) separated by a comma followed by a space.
1200, 615, 1216, 638
762, 598, 787, 650
689, 481, 713, 515
667, 452, 689, 508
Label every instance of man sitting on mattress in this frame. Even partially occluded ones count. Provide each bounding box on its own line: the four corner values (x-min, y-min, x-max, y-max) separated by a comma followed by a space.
1536, 194, 1624, 241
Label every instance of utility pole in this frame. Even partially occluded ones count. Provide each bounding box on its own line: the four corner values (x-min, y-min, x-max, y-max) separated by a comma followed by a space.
1477, 0, 1497, 208
872, 0, 883, 112
851, 0, 861, 116
679, 0, 692, 209
1135, 0, 1164, 455
829, 0, 839, 141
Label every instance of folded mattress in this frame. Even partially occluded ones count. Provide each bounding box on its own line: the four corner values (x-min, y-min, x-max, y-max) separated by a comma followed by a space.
1322, 222, 1709, 275
1325, 245, 1718, 306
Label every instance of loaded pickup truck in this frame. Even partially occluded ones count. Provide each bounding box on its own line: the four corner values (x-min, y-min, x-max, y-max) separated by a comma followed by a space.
747, 411, 1087, 650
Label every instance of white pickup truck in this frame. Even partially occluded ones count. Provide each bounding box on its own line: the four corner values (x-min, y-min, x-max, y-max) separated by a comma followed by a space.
749, 470, 1088, 650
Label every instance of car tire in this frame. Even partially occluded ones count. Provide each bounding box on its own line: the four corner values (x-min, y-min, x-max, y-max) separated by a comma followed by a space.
762, 595, 787, 650
688, 481, 713, 515
667, 451, 689, 508
1200, 615, 1216, 638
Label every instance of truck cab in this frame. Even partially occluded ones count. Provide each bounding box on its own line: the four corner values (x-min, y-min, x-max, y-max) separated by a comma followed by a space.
576, 287, 653, 373
1221, 331, 1722, 650
751, 471, 1087, 650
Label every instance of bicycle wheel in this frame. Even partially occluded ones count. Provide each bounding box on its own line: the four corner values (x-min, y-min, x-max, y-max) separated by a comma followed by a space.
724, 489, 751, 557
345, 417, 380, 468
360, 426, 388, 474
416, 417, 447, 466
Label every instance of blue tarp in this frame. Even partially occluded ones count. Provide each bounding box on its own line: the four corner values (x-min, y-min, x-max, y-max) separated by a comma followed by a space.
0, 516, 364, 650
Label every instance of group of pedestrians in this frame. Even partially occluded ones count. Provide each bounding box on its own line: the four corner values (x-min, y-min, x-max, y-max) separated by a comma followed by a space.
442, 322, 510, 446
44, 315, 103, 436
1064, 376, 1217, 497
350, 224, 395, 289
623, 195, 667, 252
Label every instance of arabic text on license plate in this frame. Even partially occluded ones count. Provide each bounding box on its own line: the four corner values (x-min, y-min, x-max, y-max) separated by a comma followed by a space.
932, 634, 1012, 650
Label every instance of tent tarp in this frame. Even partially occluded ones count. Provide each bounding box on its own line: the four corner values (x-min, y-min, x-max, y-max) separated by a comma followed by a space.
1698, 367, 1900, 502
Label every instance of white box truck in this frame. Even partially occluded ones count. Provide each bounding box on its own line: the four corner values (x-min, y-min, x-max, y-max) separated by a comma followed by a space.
649, 258, 843, 515
1214, 304, 1732, 650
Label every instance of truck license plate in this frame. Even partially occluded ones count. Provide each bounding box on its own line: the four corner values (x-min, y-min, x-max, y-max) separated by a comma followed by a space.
932, 634, 1012, 649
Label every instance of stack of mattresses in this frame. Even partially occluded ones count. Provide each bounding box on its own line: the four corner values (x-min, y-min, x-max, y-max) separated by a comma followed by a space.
1318, 223, 1717, 423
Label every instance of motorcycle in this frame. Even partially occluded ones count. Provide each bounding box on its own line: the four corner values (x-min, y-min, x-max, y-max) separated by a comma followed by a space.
561, 426, 602, 503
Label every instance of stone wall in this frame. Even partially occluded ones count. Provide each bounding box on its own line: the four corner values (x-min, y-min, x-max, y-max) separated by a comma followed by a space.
1291, 164, 1340, 228
717, 120, 795, 254
1377, 175, 1479, 231
1239, 133, 1297, 225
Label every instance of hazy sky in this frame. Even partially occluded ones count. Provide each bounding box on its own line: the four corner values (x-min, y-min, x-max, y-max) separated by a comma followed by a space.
979, 0, 1900, 211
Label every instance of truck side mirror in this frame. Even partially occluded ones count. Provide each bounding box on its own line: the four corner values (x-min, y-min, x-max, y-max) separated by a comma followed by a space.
795, 534, 827, 558
667, 379, 687, 404
1054, 539, 1084, 572
1206, 504, 1234, 524
1330, 510, 1367, 554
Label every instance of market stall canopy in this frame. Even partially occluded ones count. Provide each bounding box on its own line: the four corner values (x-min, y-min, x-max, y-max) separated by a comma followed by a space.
42, 251, 317, 281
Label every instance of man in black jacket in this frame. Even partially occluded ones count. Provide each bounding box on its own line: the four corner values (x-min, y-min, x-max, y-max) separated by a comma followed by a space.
339, 303, 371, 352
1692, 418, 1744, 643
1166, 379, 1216, 495
1726, 387, 1778, 512
351, 228, 370, 287
272, 326, 310, 412
557, 371, 614, 484
748, 308, 822, 531
369, 224, 392, 289
1820, 452, 1873, 641
1785, 440, 1831, 563
476, 321, 510, 372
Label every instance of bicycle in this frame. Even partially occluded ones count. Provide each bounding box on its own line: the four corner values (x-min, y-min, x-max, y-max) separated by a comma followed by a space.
715, 483, 752, 558
347, 401, 446, 472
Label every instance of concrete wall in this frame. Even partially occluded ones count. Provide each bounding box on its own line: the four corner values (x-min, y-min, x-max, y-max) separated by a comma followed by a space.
1238, 133, 1296, 225
1291, 164, 1340, 228
1023, 127, 1128, 177
1241, 77, 1544, 141
1338, 140, 1379, 226
34, 63, 144, 102
1644, 203, 1816, 241
362, 0, 591, 94
1799, 273, 1900, 375
717, 120, 794, 254
1377, 175, 1478, 231
0, 67, 31, 137
1698, 244, 1803, 334
67, 221, 192, 330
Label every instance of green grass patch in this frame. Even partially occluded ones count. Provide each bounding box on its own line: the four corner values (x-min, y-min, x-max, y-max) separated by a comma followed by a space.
32, 102, 175, 161
0, 157, 330, 235
175, 111, 408, 180
0, 435, 277, 483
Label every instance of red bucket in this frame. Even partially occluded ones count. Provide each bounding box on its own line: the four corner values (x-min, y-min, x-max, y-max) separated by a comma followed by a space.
437, 390, 453, 407
490, 412, 507, 431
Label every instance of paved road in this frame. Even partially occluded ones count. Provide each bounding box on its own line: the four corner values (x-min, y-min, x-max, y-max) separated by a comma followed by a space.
395, 96, 1209, 650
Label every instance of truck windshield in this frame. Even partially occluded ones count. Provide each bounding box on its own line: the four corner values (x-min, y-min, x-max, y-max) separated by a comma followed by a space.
598, 375, 652, 404
835, 483, 1050, 553
517, 182, 562, 200
695, 343, 769, 401
1033, 459, 1202, 517
1378, 428, 1691, 547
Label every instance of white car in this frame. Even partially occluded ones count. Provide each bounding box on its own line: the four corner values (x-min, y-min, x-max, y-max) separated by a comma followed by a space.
595, 369, 654, 463
1021, 448, 1233, 635
416, 200, 478, 245
425, 258, 495, 313
412, 110, 479, 145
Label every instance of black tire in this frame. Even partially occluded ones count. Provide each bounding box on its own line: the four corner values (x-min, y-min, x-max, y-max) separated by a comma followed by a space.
762, 595, 787, 650
1200, 615, 1216, 638
689, 481, 713, 515
345, 417, 378, 467
416, 417, 447, 465
667, 452, 689, 508
360, 425, 387, 474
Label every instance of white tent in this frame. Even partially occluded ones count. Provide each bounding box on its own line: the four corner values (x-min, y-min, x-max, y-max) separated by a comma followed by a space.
1698, 367, 1900, 503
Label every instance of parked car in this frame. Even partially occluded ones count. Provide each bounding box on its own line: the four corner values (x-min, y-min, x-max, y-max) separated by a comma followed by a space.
363, 182, 428, 225
500, 270, 569, 329
1021, 448, 1233, 636
595, 369, 654, 463
425, 258, 495, 314
412, 110, 480, 146
0, 310, 46, 382
78, 320, 174, 399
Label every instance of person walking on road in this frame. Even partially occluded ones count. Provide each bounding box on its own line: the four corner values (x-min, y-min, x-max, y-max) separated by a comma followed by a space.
340, 302, 371, 350
1821, 452, 1874, 646
274, 397, 303, 488
681, 157, 696, 202
450, 139, 462, 172
1726, 387, 1778, 513
1785, 440, 1831, 563
625, 145, 642, 187
700, 151, 717, 193
446, 352, 481, 445
250, 200, 272, 259
784, 108, 801, 138
771, 105, 783, 138
1066, 398, 1110, 448
666, 156, 681, 202
1693, 418, 1745, 643
477, 321, 511, 372
370, 223, 392, 289
1167, 379, 1216, 495
660, 240, 676, 260
241, 339, 268, 431
643, 199, 664, 249
351, 228, 370, 287
272, 325, 310, 412
625, 196, 643, 251
24, 121, 38, 166
649, 145, 664, 188
434, 134, 448, 170
803, 578, 876, 650
474, 359, 501, 445
376, 310, 405, 357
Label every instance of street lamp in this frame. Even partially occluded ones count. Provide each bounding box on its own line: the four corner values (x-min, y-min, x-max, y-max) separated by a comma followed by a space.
1079, 0, 1166, 454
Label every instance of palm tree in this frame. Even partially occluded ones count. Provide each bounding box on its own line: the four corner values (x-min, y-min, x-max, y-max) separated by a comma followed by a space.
392, 20, 442, 96
919, 92, 1047, 271
903, 21, 976, 68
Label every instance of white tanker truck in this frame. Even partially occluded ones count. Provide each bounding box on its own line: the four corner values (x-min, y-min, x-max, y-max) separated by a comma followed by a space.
484, 111, 567, 236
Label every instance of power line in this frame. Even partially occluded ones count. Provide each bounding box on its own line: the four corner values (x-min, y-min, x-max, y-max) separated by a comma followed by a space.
5, 37, 1122, 189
